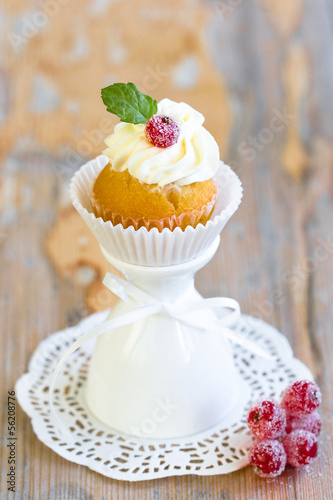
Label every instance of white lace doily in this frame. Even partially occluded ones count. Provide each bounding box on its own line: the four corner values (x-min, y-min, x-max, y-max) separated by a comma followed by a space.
16, 311, 312, 481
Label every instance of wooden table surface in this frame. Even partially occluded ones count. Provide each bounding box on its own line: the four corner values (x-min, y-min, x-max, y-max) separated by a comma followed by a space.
1, 0, 333, 498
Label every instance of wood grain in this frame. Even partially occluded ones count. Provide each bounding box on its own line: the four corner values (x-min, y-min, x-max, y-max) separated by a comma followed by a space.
45, 207, 121, 312
1, 0, 333, 498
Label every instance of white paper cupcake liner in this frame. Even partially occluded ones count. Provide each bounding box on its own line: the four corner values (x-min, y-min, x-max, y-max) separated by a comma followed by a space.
91, 192, 217, 232
69, 155, 243, 266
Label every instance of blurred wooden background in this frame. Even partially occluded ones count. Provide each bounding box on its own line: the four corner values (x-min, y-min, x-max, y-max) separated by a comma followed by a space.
1, 0, 333, 498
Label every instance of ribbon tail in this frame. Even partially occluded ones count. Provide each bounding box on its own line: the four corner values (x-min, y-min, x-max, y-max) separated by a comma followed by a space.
49, 304, 159, 438
174, 315, 273, 360
218, 327, 273, 359
174, 297, 241, 327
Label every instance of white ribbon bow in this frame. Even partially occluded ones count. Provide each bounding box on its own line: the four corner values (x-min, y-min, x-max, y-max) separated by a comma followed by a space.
49, 273, 271, 437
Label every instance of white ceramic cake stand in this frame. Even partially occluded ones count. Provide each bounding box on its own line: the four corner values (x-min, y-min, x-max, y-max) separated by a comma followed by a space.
85, 236, 243, 439
15, 303, 313, 481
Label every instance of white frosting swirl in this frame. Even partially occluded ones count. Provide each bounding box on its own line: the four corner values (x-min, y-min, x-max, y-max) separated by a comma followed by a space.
103, 98, 219, 187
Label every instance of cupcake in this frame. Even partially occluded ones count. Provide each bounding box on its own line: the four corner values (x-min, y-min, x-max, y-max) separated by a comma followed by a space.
90, 83, 219, 232
70, 83, 243, 266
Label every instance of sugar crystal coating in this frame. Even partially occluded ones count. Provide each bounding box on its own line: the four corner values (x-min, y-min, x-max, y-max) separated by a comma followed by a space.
283, 429, 318, 468
249, 440, 287, 478
281, 380, 322, 417
285, 411, 321, 437
247, 399, 287, 439
145, 114, 180, 148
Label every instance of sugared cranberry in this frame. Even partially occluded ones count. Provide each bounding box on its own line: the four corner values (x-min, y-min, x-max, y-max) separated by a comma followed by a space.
281, 380, 322, 417
285, 411, 321, 437
145, 114, 180, 148
247, 399, 286, 440
249, 440, 287, 478
283, 430, 318, 468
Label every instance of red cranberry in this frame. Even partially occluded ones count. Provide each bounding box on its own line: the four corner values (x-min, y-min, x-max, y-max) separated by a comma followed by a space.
281, 380, 322, 417
285, 411, 321, 437
145, 114, 180, 148
247, 399, 286, 440
249, 440, 287, 478
283, 430, 318, 468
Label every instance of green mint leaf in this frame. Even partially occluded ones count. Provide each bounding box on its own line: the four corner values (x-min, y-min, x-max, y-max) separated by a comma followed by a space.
101, 82, 158, 124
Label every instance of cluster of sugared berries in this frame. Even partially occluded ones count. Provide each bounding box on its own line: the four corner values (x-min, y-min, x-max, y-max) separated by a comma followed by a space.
145, 114, 180, 148
247, 380, 322, 478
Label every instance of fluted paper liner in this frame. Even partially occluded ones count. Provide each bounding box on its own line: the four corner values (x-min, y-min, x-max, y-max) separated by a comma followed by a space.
91, 193, 217, 232
69, 155, 243, 266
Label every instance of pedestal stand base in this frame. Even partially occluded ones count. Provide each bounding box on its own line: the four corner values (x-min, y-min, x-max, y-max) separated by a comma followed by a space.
16, 312, 312, 481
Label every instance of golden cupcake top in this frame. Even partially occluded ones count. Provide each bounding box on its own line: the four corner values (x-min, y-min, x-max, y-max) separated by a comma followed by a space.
101, 83, 220, 188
